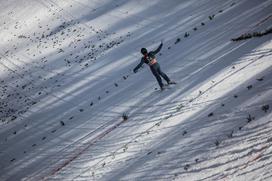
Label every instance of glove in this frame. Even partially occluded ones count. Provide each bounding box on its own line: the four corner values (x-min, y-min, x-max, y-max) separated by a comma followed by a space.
161, 39, 164, 45
133, 69, 137, 73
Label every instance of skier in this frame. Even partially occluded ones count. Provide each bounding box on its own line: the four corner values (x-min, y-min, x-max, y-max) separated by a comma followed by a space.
133, 41, 176, 91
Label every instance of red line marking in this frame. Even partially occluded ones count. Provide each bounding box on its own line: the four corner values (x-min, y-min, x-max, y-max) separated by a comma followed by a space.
43, 119, 127, 180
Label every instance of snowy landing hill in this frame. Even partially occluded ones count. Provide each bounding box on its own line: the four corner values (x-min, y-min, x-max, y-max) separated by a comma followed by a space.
0, 0, 272, 180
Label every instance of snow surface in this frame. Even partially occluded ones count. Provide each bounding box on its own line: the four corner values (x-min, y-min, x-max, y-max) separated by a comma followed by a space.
0, 0, 272, 180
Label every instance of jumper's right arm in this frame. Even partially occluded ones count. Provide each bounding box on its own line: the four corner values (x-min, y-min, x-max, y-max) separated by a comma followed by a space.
133, 58, 144, 73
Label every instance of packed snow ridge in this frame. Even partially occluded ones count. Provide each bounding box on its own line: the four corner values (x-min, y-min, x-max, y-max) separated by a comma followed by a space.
0, 0, 272, 180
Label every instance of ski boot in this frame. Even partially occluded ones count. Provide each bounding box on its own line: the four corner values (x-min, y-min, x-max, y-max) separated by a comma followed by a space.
167, 81, 176, 85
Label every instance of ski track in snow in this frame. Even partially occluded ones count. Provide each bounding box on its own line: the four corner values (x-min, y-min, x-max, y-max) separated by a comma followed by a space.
0, 0, 272, 180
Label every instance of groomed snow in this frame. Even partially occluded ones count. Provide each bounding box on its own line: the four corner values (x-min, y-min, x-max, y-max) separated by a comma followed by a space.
0, 0, 272, 180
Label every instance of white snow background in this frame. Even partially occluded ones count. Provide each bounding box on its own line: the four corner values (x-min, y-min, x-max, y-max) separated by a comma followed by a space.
0, 0, 272, 180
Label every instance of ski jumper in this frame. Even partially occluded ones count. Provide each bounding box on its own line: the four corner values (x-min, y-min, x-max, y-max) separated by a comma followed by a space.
133, 43, 170, 88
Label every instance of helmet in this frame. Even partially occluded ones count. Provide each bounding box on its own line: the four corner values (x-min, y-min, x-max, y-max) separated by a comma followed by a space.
141, 48, 148, 54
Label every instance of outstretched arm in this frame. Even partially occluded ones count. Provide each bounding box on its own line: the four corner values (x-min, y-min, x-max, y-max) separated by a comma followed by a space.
133, 59, 144, 73
152, 42, 163, 55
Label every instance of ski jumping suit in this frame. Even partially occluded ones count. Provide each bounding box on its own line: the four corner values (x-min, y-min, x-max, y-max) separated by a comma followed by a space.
133, 43, 171, 89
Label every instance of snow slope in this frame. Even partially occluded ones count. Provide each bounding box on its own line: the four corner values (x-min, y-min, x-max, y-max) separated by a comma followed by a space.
0, 0, 272, 180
